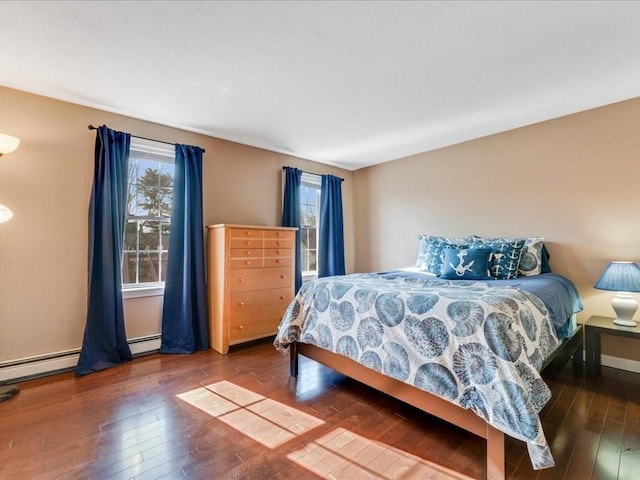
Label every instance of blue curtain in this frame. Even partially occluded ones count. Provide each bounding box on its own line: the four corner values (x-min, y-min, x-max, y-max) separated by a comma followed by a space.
76, 126, 132, 376
282, 166, 303, 292
160, 144, 209, 353
318, 174, 345, 277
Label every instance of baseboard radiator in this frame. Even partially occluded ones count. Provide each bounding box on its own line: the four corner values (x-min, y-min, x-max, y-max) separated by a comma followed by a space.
2, 344, 639, 384
0, 335, 161, 383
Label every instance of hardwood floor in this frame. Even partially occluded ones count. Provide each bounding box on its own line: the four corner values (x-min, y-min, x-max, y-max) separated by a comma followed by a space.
1, 341, 638, 480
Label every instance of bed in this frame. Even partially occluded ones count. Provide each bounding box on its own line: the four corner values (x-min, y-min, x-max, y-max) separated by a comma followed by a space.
273, 236, 584, 480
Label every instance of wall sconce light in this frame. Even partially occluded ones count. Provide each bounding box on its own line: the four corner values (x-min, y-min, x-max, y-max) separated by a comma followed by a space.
0, 132, 19, 224
0, 204, 13, 223
0, 133, 20, 157
594, 261, 640, 327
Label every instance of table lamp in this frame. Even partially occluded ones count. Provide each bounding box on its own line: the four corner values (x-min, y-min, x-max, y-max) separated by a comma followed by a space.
594, 261, 640, 327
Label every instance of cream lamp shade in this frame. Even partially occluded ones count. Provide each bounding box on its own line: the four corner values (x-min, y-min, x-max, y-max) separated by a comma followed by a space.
0, 133, 20, 156
0, 204, 13, 223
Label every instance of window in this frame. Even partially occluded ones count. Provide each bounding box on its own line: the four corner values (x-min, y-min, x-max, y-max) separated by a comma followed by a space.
300, 172, 321, 278
123, 138, 175, 290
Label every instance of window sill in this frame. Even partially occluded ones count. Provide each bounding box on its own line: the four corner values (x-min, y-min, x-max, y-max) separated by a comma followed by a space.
302, 274, 318, 284
123, 285, 165, 299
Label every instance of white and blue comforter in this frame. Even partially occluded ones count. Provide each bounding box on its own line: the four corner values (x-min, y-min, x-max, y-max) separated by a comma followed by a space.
274, 271, 573, 470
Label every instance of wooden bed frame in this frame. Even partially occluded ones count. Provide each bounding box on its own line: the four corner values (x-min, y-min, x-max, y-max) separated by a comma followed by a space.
289, 324, 584, 480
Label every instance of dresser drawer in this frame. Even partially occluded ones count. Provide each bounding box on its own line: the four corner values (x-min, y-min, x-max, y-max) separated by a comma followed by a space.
264, 248, 292, 258
228, 288, 292, 343
230, 248, 263, 259
228, 316, 280, 343
264, 238, 293, 249
229, 267, 292, 292
230, 288, 292, 315
230, 237, 263, 249
230, 228, 264, 239
264, 257, 292, 268
230, 258, 263, 269
265, 230, 292, 239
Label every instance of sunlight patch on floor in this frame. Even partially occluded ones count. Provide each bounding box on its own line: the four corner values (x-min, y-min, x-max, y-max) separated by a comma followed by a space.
288, 427, 473, 480
177, 381, 472, 478
204, 379, 264, 406
177, 380, 324, 449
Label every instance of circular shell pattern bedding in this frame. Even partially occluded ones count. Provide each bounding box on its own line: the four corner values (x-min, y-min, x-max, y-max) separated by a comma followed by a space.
274, 271, 560, 470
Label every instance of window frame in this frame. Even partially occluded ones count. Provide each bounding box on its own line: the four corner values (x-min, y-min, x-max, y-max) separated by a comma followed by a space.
300, 172, 321, 281
122, 138, 175, 297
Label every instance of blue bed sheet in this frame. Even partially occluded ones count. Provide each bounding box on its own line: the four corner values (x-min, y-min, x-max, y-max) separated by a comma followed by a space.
380, 271, 583, 339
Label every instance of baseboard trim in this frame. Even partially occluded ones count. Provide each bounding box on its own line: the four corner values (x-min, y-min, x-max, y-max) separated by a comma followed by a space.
0, 335, 161, 383
3, 342, 638, 383
600, 354, 640, 374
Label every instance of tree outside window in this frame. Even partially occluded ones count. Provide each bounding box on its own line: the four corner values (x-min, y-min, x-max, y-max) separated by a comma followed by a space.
123, 141, 175, 287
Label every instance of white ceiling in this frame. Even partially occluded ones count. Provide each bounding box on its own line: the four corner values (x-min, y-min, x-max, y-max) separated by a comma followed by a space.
2, 1, 640, 170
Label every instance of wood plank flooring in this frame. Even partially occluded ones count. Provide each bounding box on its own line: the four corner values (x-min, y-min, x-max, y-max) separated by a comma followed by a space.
0, 340, 638, 480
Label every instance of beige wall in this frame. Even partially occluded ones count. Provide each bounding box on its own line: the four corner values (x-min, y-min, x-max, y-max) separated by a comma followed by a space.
0, 87, 354, 364
352, 96, 640, 362
2, 84, 638, 368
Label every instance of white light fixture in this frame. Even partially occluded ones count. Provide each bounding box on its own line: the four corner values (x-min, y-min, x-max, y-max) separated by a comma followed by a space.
0, 132, 20, 402
594, 261, 640, 327
0, 132, 19, 225
0, 204, 13, 223
0, 133, 20, 157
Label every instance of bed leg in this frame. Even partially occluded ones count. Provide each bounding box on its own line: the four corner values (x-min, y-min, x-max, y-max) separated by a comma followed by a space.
290, 342, 299, 377
486, 425, 505, 480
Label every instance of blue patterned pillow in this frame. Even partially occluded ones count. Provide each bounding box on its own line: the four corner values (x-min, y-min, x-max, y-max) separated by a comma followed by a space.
471, 235, 544, 277
518, 237, 545, 276
470, 239, 526, 279
439, 247, 492, 280
541, 244, 552, 273
416, 235, 469, 275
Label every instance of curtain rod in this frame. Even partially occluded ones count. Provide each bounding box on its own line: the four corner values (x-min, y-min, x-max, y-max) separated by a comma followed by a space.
88, 125, 205, 153
282, 166, 343, 182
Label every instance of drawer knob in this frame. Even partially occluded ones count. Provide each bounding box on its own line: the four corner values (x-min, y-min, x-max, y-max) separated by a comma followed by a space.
280, 296, 285, 300
277, 232, 282, 237
276, 259, 281, 263
239, 325, 244, 329
245, 241, 251, 245
280, 274, 285, 279
239, 301, 245, 306
239, 278, 245, 282
245, 260, 251, 265
276, 241, 281, 245
276, 250, 281, 254
245, 232, 250, 236
246, 251, 251, 255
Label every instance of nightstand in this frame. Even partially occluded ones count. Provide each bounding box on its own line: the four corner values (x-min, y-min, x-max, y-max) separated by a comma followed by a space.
584, 315, 640, 378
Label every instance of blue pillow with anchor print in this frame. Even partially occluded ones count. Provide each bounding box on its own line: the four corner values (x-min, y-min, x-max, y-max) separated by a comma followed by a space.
439, 247, 492, 280
471, 239, 526, 280
416, 235, 470, 275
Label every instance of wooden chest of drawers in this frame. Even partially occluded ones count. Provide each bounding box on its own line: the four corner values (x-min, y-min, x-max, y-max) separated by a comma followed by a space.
207, 224, 297, 354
